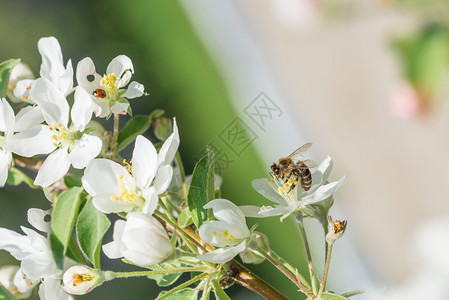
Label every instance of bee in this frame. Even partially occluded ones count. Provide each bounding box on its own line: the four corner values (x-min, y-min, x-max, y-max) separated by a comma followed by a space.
270, 142, 317, 192
93, 88, 107, 98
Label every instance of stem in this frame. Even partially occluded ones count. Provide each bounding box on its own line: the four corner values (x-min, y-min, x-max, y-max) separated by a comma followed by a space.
107, 266, 209, 280
295, 218, 318, 296
319, 242, 333, 294
175, 151, 188, 203
229, 260, 289, 300
266, 249, 311, 292
109, 113, 120, 158
157, 273, 208, 300
154, 210, 207, 253
257, 248, 308, 294
159, 197, 177, 223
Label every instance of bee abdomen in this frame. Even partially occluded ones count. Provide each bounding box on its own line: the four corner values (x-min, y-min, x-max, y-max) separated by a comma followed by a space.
297, 162, 312, 191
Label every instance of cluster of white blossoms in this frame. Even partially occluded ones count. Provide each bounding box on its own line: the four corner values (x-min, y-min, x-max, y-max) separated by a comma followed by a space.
0, 36, 349, 299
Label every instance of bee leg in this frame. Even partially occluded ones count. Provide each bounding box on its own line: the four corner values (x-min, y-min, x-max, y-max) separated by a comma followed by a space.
288, 182, 296, 193
284, 172, 292, 183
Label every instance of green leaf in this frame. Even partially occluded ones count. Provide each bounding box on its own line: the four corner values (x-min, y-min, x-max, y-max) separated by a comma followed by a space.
116, 115, 152, 152
66, 236, 87, 264
64, 175, 82, 188
0, 282, 17, 300
212, 280, 231, 300
320, 292, 349, 300
50, 187, 83, 269
0, 59, 20, 97
177, 208, 193, 228
6, 167, 38, 189
187, 149, 215, 228
148, 272, 183, 287
157, 288, 197, 300
76, 198, 111, 269
147, 261, 185, 287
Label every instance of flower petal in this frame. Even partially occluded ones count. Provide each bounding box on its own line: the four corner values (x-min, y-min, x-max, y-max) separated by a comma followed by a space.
103, 220, 126, 259
252, 178, 286, 205
7, 125, 55, 157
197, 241, 247, 264
311, 156, 333, 187
34, 149, 71, 187
71, 87, 94, 131
258, 205, 292, 217
13, 106, 44, 132
132, 135, 157, 189
0, 98, 15, 133
204, 199, 249, 239
38, 277, 72, 300
198, 220, 234, 247
68, 134, 102, 169
27, 208, 51, 233
302, 175, 348, 205
122, 81, 145, 99
31, 78, 69, 127
238, 205, 266, 218
58, 59, 74, 96
153, 165, 173, 194
0, 228, 35, 260
0, 150, 11, 188
82, 159, 134, 196
141, 187, 158, 215
76, 58, 101, 94
92, 193, 136, 214
157, 118, 179, 167
110, 101, 129, 115
106, 55, 133, 87
38, 37, 63, 83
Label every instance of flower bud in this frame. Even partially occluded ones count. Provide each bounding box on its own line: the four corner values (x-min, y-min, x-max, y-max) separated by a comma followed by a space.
62, 265, 103, 295
325, 216, 347, 244
0, 266, 32, 299
103, 212, 174, 266
153, 116, 173, 141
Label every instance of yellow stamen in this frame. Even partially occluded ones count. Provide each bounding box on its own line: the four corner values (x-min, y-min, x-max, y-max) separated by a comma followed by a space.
73, 273, 93, 286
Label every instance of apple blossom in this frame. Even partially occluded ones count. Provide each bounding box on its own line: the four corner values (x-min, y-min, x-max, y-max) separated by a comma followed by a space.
9, 78, 102, 187
198, 199, 250, 264
82, 120, 179, 214
76, 55, 146, 117
62, 265, 103, 295
0, 98, 44, 187
0, 265, 32, 299
0, 208, 73, 300
103, 212, 173, 266
251, 156, 347, 221
14, 36, 73, 103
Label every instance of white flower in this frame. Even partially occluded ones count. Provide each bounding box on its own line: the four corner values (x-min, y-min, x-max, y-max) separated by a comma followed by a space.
62, 265, 103, 295
9, 78, 102, 187
76, 55, 146, 117
251, 156, 347, 221
198, 199, 250, 264
103, 212, 173, 266
0, 98, 44, 187
82, 120, 179, 214
0, 209, 72, 300
14, 36, 73, 103
0, 265, 32, 299
7, 62, 34, 103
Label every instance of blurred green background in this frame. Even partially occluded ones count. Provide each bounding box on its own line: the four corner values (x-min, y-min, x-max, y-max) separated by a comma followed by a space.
0, 0, 305, 299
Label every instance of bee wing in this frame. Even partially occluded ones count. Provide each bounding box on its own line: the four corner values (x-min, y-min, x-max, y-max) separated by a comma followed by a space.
285, 160, 316, 170
288, 142, 313, 159
302, 159, 317, 168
